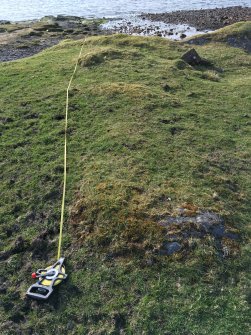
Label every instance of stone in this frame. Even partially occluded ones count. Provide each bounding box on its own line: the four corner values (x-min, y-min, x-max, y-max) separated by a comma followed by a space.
0, 20, 10, 24
162, 242, 182, 255
180, 33, 187, 39
196, 211, 223, 232
56, 15, 81, 21
162, 83, 171, 92
211, 225, 225, 238
181, 48, 211, 66
181, 48, 202, 65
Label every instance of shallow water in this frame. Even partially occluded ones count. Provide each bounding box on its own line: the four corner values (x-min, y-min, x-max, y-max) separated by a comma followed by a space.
1, 0, 250, 21
101, 17, 210, 40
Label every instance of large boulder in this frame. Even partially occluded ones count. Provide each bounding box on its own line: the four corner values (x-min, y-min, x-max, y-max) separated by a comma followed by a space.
181, 48, 211, 66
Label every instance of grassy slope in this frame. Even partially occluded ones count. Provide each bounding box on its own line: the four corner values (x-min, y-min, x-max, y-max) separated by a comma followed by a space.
0, 23, 250, 334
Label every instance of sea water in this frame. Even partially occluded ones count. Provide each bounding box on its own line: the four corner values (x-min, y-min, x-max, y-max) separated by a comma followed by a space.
1, 0, 250, 21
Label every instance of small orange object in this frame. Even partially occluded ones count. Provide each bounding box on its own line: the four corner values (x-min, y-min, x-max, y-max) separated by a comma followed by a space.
32, 272, 37, 279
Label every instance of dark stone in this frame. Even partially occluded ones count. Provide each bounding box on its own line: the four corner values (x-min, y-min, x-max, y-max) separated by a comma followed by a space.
180, 33, 187, 39
162, 83, 171, 92
0, 20, 11, 24
40, 15, 57, 22
64, 29, 74, 33
34, 23, 59, 32
162, 242, 182, 255
181, 48, 204, 66
28, 31, 43, 37
170, 127, 183, 135
56, 15, 81, 21
211, 225, 225, 238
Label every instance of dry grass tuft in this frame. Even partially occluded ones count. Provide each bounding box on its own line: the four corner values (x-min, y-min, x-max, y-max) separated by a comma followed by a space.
89, 82, 152, 99
201, 70, 221, 82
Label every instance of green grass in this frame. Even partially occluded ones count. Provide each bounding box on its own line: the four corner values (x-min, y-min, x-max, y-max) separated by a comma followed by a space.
0, 24, 250, 334
186, 21, 251, 50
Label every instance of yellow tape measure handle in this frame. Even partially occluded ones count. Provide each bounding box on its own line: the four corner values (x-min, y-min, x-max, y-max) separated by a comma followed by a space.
57, 40, 86, 260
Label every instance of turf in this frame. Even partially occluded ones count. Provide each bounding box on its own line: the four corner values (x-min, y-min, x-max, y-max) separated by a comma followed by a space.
0, 22, 250, 334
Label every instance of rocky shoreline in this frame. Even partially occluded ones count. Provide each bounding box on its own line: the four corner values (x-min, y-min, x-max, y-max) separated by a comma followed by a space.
143, 6, 251, 30
0, 15, 105, 62
0, 6, 250, 62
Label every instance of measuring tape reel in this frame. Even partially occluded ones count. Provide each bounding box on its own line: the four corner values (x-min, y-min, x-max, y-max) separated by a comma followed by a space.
26, 258, 67, 300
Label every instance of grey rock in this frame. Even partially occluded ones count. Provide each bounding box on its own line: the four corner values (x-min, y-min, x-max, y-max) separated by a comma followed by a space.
211, 225, 225, 238
181, 48, 211, 66
196, 211, 223, 229
0, 20, 10, 24
182, 48, 202, 65
56, 15, 81, 21
162, 242, 182, 255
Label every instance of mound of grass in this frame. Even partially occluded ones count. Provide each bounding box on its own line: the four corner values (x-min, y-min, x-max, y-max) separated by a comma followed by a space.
78, 46, 141, 67
187, 21, 251, 52
78, 47, 123, 67
209, 21, 251, 41
0, 24, 250, 334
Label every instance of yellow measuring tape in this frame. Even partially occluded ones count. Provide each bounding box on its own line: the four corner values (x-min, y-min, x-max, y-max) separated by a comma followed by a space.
57, 39, 86, 260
